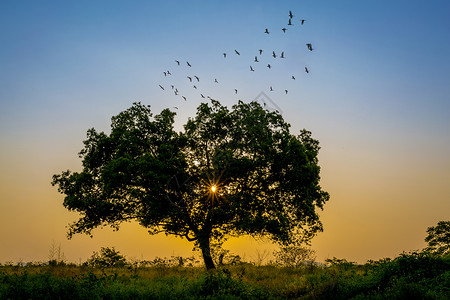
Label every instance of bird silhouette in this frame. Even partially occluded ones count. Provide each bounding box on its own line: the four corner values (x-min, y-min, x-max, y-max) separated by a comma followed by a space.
267, 64, 272, 69
301, 19, 305, 25
270, 86, 273, 91
291, 75, 295, 80
254, 56, 259, 62
187, 76, 192, 82
182, 96, 187, 101
159, 85, 164, 90
175, 88, 178, 93
288, 19, 292, 26
173, 106, 178, 109
234, 49, 240, 55
282, 28, 287, 32
289, 10, 293, 18
281, 52, 285, 58
272, 51, 276, 58
163, 72, 167, 76
167, 70, 171, 75
171, 85, 174, 89
234, 89, 238, 94
175, 60, 180, 65
194, 76, 199, 82
193, 85, 197, 89
186, 61, 192, 67
259, 49, 263, 55
201, 94, 205, 98
305, 67, 309, 73
215, 78, 219, 83
265, 28, 269, 34
285, 90, 288, 94
306, 43, 313, 51
223, 53, 227, 58
174, 91, 178, 95
250, 66, 255, 71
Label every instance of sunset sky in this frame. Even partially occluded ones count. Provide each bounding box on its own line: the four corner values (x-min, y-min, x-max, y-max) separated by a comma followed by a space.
1, 0, 449, 264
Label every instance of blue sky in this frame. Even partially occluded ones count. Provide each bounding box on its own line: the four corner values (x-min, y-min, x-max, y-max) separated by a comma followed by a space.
0, 0, 449, 263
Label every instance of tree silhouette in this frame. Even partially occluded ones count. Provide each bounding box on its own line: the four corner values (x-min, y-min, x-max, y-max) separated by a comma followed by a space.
425, 221, 450, 256
52, 100, 329, 269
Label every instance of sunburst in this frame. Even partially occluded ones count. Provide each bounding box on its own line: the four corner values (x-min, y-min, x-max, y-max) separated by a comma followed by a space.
201, 170, 226, 206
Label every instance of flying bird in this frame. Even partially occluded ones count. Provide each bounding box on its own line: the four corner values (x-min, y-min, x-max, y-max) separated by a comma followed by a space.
175, 60, 180, 65
159, 85, 164, 90
291, 75, 295, 80
234, 49, 240, 55
193, 85, 197, 89
301, 19, 305, 25
201, 94, 205, 98
223, 53, 227, 58
174, 91, 178, 95
194, 76, 199, 82
173, 106, 178, 109
265, 28, 269, 34
171, 85, 174, 89
285, 90, 288, 94
186, 61, 192, 67
250, 66, 254, 71
234, 89, 238, 94
187, 76, 192, 82
305, 67, 309, 73
267, 64, 272, 69
281, 52, 285, 58
306, 43, 313, 51
289, 10, 293, 18
182, 96, 187, 101
259, 49, 263, 55
282, 28, 287, 33
288, 18, 292, 26
215, 78, 219, 83
272, 51, 276, 58
163, 72, 167, 76
270, 86, 273, 91
254, 56, 259, 62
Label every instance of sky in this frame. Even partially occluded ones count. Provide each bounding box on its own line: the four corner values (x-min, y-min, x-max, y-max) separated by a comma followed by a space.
0, 0, 449, 264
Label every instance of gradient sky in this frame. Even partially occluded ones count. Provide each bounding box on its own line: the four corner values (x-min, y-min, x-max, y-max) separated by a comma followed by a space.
1, 0, 449, 264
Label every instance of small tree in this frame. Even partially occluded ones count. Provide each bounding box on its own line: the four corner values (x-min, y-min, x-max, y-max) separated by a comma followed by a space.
424, 221, 450, 256
86, 247, 127, 268
274, 244, 316, 267
52, 100, 329, 269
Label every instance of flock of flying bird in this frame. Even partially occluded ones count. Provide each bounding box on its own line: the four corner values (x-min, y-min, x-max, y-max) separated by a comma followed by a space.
158, 10, 314, 105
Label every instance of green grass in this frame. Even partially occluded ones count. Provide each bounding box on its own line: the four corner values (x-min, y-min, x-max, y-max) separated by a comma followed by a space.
1, 252, 449, 299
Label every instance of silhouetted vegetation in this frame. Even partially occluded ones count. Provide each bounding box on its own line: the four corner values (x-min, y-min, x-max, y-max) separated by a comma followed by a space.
1, 250, 449, 299
52, 101, 329, 269
425, 220, 450, 256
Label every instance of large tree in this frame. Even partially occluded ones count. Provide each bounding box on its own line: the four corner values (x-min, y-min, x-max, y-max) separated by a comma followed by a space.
52, 100, 329, 269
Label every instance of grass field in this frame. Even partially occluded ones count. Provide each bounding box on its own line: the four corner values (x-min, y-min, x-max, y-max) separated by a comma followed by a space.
1, 251, 449, 299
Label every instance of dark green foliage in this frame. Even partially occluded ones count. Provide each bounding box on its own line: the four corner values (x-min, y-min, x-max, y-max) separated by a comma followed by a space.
86, 247, 127, 268
425, 220, 450, 256
52, 101, 329, 269
1, 253, 448, 299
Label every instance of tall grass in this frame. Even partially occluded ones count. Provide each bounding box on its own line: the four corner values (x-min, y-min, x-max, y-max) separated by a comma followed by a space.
1, 252, 449, 299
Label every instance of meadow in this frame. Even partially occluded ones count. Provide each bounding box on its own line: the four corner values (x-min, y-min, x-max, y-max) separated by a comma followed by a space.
1, 251, 449, 299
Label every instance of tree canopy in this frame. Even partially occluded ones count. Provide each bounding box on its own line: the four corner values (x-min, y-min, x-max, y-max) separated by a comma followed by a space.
52, 100, 329, 269
425, 221, 450, 256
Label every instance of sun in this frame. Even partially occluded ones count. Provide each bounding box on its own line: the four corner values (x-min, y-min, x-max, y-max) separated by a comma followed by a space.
200, 170, 226, 206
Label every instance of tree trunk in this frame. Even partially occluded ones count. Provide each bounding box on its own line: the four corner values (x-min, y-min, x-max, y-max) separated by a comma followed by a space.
199, 235, 215, 270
